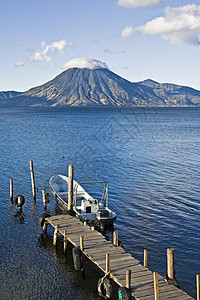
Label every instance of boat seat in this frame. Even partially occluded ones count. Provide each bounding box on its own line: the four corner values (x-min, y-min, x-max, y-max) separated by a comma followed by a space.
81, 200, 97, 213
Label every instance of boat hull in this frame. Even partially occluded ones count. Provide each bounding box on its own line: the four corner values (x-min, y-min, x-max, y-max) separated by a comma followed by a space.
49, 175, 117, 228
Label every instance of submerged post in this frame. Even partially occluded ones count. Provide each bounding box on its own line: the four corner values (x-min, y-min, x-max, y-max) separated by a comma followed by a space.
68, 164, 74, 211
154, 271, 159, 300
197, 274, 200, 300
144, 249, 148, 267
10, 178, 13, 203
30, 160, 36, 200
167, 248, 175, 280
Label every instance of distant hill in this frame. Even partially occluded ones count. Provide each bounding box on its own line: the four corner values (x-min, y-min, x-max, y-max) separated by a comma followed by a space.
1, 68, 200, 107
138, 79, 200, 106
0, 91, 22, 101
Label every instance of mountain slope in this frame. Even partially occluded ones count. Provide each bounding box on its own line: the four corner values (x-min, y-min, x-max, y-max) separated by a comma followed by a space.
138, 79, 200, 106
1, 69, 200, 107
0, 91, 22, 100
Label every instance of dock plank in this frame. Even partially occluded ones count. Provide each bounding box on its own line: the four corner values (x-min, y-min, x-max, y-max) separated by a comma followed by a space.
45, 214, 194, 300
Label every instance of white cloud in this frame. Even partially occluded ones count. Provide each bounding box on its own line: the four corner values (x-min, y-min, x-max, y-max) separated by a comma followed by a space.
121, 4, 200, 45
31, 39, 72, 63
15, 61, 25, 67
118, 0, 160, 8
62, 58, 109, 70
121, 25, 135, 38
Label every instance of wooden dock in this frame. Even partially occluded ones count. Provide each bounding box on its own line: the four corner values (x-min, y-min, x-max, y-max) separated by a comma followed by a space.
45, 213, 194, 300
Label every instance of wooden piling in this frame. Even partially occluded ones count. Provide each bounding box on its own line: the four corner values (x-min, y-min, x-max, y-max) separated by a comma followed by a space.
63, 230, 67, 253
154, 271, 159, 300
30, 161, 36, 200
113, 230, 118, 246
42, 189, 47, 210
106, 253, 110, 273
80, 235, 84, 251
68, 164, 74, 211
167, 248, 174, 280
43, 221, 48, 234
10, 178, 13, 203
53, 225, 59, 246
126, 269, 131, 289
197, 274, 200, 300
144, 249, 148, 267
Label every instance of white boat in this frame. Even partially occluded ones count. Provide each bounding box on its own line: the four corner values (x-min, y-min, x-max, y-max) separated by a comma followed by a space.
49, 174, 117, 228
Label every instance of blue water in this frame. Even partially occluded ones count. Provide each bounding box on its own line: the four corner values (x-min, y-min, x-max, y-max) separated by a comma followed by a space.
0, 107, 199, 299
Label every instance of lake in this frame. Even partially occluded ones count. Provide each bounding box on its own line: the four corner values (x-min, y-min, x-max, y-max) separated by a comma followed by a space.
0, 106, 199, 299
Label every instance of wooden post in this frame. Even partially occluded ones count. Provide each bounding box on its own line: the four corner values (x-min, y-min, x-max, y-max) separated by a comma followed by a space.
53, 225, 59, 246
126, 269, 131, 289
106, 253, 110, 273
154, 271, 159, 300
91, 225, 95, 231
197, 274, 200, 300
63, 230, 67, 253
42, 189, 47, 210
80, 235, 84, 251
30, 161, 36, 200
68, 164, 74, 211
144, 249, 148, 267
84, 221, 87, 226
167, 248, 174, 280
113, 231, 118, 246
10, 178, 13, 203
43, 221, 48, 234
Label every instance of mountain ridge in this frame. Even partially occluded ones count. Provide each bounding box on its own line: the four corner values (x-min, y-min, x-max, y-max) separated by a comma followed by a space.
1, 68, 200, 107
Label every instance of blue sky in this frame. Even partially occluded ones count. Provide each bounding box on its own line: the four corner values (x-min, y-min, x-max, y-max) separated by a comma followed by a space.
0, 0, 200, 91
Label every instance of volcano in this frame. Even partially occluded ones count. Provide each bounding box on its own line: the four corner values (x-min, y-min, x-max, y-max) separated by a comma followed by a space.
1, 61, 200, 107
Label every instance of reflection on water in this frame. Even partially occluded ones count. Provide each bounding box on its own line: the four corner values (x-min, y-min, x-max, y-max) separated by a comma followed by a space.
0, 107, 199, 299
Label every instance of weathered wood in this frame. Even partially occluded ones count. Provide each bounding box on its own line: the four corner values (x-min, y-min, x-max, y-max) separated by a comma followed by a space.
63, 230, 67, 253
154, 272, 159, 300
42, 189, 47, 210
53, 224, 59, 246
126, 269, 131, 289
43, 221, 48, 234
80, 235, 84, 251
144, 249, 148, 267
45, 213, 194, 300
106, 253, 110, 273
30, 160, 36, 200
94, 253, 133, 265
197, 274, 200, 300
116, 272, 154, 285
68, 164, 74, 211
109, 259, 140, 271
167, 248, 174, 280
113, 230, 118, 246
10, 178, 13, 203
133, 280, 188, 299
